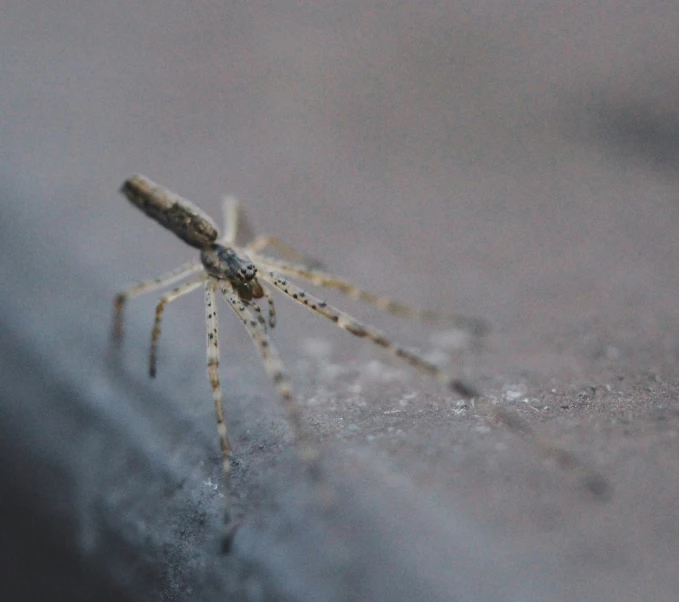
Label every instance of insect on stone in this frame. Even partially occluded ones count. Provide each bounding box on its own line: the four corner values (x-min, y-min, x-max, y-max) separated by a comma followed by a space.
112, 174, 486, 551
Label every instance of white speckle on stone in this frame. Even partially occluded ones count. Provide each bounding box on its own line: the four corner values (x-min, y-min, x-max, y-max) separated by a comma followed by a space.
204, 478, 220, 491
398, 392, 417, 407
361, 359, 407, 383
320, 362, 348, 381
305, 386, 330, 406
503, 384, 527, 401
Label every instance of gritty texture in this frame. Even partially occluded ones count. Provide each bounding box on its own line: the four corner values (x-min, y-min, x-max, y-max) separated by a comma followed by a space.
2, 2, 679, 601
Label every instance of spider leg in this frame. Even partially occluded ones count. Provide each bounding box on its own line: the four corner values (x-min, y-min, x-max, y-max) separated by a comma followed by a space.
220, 194, 260, 248
258, 270, 479, 398
149, 277, 204, 377
246, 237, 325, 270
219, 282, 317, 465
488, 406, 610, 498
253, 256, 487, 336
248, 296, 268, 332
112, 261, 202, 342
204, 279, 235, 527
262, 285, 277, 328
221, 195, 239, 245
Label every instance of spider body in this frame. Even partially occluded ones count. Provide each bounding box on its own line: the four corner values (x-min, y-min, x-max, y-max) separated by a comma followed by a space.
113, 174, 485, 550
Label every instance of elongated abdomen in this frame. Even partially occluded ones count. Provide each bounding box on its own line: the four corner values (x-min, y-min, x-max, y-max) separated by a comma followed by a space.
120, 174, 219, 249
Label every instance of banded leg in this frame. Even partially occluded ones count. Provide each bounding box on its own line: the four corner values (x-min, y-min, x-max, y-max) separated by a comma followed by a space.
220, 282, 317, 465
249, 297, 268, 331
112, 261, 202, 341
149, 278, 204, 377
204, 280, 234, 529
254, 256, 487, 335
262, 285, 277, 328
258, 270, 479, 398
490, 406, 610, 498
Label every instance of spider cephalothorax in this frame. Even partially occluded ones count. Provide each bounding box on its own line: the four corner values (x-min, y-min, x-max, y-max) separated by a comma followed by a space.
201, 243, 263, 300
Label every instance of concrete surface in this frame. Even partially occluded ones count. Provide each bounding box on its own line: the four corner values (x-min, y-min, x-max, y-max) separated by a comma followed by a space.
2, 2, 679, 600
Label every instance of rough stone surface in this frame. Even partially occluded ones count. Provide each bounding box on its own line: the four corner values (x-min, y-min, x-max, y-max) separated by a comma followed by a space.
2, 2, 679, 600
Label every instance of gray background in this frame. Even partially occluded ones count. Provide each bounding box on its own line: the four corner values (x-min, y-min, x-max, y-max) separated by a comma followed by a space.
2, 2, 679, 600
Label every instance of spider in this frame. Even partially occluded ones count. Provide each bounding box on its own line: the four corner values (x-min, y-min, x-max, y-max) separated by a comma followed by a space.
112, 175, 486, 550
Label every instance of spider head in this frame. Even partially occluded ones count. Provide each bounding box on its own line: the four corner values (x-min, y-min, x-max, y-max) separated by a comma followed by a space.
201, 244, 257, 284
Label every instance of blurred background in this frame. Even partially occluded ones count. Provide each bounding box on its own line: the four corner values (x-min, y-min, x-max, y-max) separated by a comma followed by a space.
2, 2, 679, 600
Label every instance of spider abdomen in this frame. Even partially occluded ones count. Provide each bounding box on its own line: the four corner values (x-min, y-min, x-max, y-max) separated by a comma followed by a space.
121, 174, 219, 249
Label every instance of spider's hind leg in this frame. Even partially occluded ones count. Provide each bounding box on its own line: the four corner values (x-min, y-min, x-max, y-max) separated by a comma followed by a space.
204, 279, 240, 550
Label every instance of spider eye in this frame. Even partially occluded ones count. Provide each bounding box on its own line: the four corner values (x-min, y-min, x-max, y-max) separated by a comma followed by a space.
237, 262, 257, 282
241, 263, 257, 280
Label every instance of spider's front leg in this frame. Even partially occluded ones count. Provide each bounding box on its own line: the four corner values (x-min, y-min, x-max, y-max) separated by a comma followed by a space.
258, 270, 480, 398
220, 281, 315, 460
203, 279, 239, 551
253, 255, 488, 336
